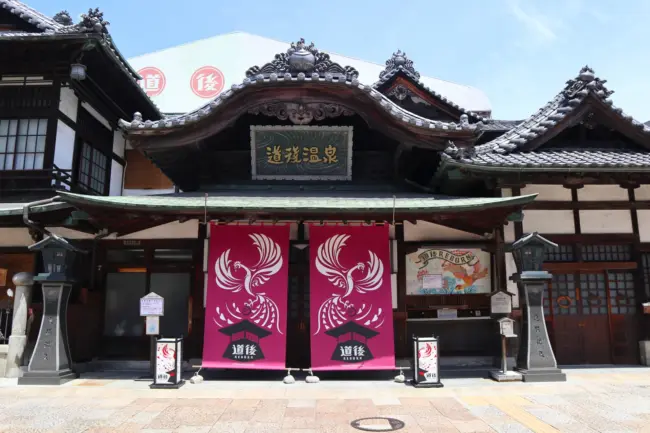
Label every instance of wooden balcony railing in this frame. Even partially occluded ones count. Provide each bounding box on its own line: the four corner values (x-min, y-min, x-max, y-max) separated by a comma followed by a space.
0, 165, 89, 198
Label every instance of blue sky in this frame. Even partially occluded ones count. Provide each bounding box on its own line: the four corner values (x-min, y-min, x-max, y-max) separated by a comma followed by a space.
27, 0, 650, 120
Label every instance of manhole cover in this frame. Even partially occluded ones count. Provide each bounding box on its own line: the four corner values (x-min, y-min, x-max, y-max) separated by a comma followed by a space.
350, 417, 405, 432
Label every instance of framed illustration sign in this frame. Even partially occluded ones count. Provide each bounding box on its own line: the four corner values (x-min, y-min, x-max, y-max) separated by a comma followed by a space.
250, 125, 353, 180
405, 248, 491, 295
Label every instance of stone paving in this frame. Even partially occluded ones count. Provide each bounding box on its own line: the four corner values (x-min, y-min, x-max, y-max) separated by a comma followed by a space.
0, 368, 649, 432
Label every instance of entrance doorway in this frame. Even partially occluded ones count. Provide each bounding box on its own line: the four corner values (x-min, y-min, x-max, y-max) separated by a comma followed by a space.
285, 244, 310, 368
547, 271, 639, 365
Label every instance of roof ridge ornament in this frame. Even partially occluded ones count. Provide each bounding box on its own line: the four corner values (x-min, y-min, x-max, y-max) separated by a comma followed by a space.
52, 10, 73, 26
563, 65, 613, 100
379, 50, 421, 82
245, 38, 359, 81
76, 7, 109, 34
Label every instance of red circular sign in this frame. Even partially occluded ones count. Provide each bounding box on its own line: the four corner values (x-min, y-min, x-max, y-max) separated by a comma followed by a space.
137, 67, 166, 97
190, 66, 225, 98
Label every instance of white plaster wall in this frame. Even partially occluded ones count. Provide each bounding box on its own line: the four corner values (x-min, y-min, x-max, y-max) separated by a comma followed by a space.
501, 188, 512, 197
46, 227, 95, 240
403, 221, 483, 241
523, 210, 575, 234
123, 188, 176, 196
113, 131, 126, 159
520, 185, 571, 201
109, 162, 124, 196
115, 220, 199, 239
578, 185, 628, 201
58, 87, 78, 121
505, 252, 520, 308
53, 120, 75, 171
637, 210, 650, 242
503, 223, 516, 243
0, 228, 33, 246
635, 186, 650, 201
81, 102, 110, 130
579, 210, 633, 233
303, 223, 395, 240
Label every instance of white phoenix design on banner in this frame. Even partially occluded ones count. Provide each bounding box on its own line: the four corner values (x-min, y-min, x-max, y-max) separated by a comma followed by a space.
213, 233, 284, 334
314, 234, 385, 335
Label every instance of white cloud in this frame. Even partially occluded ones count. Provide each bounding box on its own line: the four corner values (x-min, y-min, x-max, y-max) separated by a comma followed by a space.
506, 0, 557, 42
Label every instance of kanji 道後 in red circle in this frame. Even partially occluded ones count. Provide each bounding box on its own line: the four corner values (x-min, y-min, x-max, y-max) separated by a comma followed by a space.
190, 66, 225, 98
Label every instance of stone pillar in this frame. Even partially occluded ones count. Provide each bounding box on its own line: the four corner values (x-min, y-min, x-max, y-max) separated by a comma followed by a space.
515, 272, 566, 382
17, 283, 78, 385
5, 272, 34, 378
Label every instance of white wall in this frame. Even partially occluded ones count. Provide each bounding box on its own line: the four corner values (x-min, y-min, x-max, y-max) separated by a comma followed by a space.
109, 162, 124, 196
523, 210, 575, 234
520, 185, 571, 201
504, 223, 516, 243
578, 185, 628, 201
58, 87, 78, 121
53, 120, 75, 171
113, 131, 126, 159
0, 228, 33, 246
81, 102, 110, 130
114, 220, 199, 239
123, 188, 176, 196
637, 210, 650, 242
403, 221, 483, 241
635, 186, 650, 201
579, 210, 633, 233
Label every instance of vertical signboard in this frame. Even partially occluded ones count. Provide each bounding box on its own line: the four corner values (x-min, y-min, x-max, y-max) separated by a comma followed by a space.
153, 337, 184, 388
412, 336, 443, 388
309, 224, 395, 370
203, 223, 290, 369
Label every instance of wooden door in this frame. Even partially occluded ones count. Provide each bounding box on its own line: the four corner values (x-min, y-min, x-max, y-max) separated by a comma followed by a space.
285, 245, 311, 368
578, 273, 612, 364
607, 271, 639, 364
548, 273, 584, 364
548, 272, 612, 364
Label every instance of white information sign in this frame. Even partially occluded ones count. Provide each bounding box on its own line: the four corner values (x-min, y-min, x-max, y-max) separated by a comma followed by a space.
499, 319, 515, 337
146, 316, 160, 335
437, 308, 458, 320
415, 338, 439, 383
140, 292, 164, 316
422, 274, 443, 290
491, 291, 513, 314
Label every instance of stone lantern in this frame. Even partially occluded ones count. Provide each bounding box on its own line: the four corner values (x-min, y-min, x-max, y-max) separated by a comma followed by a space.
509, 232, 566, 382
18, 234, 85, 385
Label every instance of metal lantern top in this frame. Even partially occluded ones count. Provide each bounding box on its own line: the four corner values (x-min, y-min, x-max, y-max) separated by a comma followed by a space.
28, 234, 86, 282
509, 232, 557, 274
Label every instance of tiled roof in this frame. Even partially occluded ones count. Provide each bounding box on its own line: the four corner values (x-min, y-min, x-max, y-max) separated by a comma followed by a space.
0, 1, 161, 117
375, 51, 487, 123
450, 149, 650, 171
441, 66, 650, 171
56, 191, 537, 213
118, 39, 482, 135
481, 119, 522, 132
0, 0, 62, 31
475, 66, 650, 155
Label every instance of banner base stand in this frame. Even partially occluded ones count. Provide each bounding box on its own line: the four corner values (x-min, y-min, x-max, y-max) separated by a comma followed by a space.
305, 368, 320, 384
283, 368, 296, 384
394, 368, 406, 383
410, 379, 444, 388
150, 380, 186, 389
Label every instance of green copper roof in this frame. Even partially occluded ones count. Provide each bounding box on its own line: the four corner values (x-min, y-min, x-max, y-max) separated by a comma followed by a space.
56, 191, 537, 213
0, 202, 71, 217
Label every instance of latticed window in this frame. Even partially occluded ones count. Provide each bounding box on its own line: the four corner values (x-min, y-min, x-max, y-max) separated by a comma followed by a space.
579, 273, 608, 315
549, 274, 578, 316
78, 142, 108, 195
608, 272, 636, 315
0, 118, 47, 170
544, 244, 574, 262
581, 244, 631, 262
